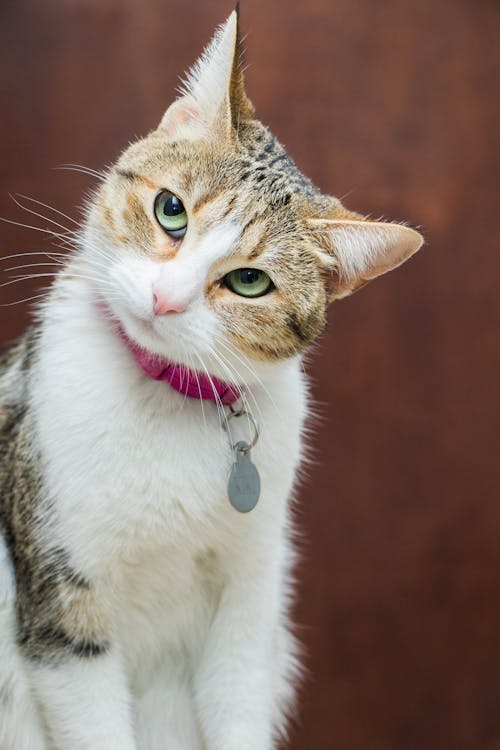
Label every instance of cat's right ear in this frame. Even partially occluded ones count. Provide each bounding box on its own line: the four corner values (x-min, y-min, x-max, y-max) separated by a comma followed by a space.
158, 8, 254, 142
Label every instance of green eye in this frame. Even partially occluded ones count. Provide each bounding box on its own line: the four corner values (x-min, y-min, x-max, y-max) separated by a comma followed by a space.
224, 268, 273, 298
154, 191, 188, 238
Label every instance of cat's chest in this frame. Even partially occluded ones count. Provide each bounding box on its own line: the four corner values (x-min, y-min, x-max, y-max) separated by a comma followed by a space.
51, 408, 238, 558
32, 319, 306, 576
38, 380, 298, 572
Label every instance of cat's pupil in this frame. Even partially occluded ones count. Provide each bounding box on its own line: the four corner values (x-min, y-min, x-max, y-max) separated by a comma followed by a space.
240, 269, 261, 285
163, 196, 184, 216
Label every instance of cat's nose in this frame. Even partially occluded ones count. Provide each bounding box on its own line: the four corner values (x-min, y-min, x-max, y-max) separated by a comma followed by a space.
152, 289, 187, 315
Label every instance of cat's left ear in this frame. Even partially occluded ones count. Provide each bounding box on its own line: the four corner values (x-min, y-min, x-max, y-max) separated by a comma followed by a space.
159, 7, 254, 142
308, 218, 424, 300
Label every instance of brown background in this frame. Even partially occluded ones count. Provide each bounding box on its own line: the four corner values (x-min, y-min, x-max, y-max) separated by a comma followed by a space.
1, 0, 499, 748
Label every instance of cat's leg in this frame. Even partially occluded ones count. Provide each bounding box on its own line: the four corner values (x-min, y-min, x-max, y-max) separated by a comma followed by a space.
27, 650, 136, 750
135, 667, 204, 750
194, 532, 294, 750
0, 537, 48, 750
14, 556, 137, 750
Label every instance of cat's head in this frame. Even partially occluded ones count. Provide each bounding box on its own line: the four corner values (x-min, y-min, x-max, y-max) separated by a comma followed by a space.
83, 9, 423, 387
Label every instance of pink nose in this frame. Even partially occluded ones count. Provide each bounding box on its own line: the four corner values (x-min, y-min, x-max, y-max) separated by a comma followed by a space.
153, 290, 187, 316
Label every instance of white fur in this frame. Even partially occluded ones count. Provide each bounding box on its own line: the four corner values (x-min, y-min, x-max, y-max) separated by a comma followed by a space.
160, 12, 238, 140
180, 11, 237, 109
0, 215, 307, 748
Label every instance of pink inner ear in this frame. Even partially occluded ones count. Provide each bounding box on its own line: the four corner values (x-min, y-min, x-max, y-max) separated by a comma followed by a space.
176, 100, 198, 124
161, 98, 199, 136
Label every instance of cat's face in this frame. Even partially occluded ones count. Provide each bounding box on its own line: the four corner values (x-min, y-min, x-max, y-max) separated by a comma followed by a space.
81, 11, 422, 386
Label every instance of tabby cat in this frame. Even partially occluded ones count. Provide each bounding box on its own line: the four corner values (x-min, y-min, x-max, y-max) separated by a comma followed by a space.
0, 9, 423, 750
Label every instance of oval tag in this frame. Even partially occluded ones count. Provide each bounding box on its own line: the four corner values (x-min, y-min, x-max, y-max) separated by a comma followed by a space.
228, 446, 261, 513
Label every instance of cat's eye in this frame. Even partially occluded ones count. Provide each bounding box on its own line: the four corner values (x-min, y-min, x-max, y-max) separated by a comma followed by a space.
224, 268, 273, 298
154, 190, 188, 238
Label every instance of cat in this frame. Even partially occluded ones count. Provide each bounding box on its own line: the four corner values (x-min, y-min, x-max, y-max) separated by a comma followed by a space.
0, 8, 423, 750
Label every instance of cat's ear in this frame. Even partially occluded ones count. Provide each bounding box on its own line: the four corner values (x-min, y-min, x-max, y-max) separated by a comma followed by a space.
309, 218, 424, 300
159, 7, 254, 142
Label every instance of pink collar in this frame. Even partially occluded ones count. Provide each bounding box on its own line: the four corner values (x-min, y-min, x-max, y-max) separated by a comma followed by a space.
118, 327, 241, 406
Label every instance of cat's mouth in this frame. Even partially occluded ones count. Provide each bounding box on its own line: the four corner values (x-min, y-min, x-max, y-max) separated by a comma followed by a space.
117, 325, 241, 405
97, 296, 242, 404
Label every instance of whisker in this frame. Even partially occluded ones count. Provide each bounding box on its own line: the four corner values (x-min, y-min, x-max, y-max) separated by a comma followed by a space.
210, 337, 263, 414
202, 341, 258, 418
4, 262, 65, 272
55, 162, 104, 176
178, 345, 191, 412
187, 350, 207, 435
0, 251, 69, 262
0, 271, 118, 294
193, 350, 228, 432
0, 215, 69, 241
209, 347, 262, 425
0, 292, 49, 307
54, 164, 106, 181
213, 333, 281, 420
9, 193, 74, 235
15, 193, 81, 227
0, 274, 58, 289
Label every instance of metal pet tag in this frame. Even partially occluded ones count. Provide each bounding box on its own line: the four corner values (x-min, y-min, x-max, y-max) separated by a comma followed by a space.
228, 440, 261, 513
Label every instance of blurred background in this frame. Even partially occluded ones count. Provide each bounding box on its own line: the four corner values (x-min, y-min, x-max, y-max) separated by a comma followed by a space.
0, 0, 499, 748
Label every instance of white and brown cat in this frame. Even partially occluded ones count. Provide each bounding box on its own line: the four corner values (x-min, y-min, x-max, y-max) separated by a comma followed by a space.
0, 9, 423, 750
